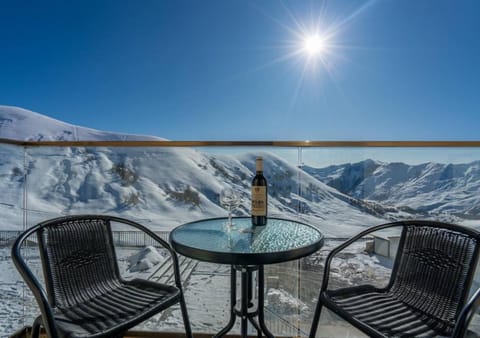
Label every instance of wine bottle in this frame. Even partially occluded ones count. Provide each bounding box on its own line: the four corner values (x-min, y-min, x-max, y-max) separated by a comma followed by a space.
251, 156, 267, 226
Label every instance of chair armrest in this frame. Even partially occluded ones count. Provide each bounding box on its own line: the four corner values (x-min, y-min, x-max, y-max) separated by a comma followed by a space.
453, 286, 480, 338
321, 221, 404, 292
11, 227, 59, 338
109, 216, 185, 290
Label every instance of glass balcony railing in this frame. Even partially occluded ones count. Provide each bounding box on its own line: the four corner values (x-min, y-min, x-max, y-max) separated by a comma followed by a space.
2, 140, 480, 337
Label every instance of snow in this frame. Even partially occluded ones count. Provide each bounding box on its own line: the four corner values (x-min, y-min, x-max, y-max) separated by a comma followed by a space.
0, 247, 39, 336
266, 288, 309, 313
305, 159, 480, 224
0, 105, 164, 141
127, 246, 164, 272
0, 120, 391, 235
1, 105, 478, 235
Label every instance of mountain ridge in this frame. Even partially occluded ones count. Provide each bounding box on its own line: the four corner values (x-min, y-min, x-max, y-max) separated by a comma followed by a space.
0, 105, 165, 141
0, 105, 476, 235
304, 159, 480, 220
0, 106, 391, 235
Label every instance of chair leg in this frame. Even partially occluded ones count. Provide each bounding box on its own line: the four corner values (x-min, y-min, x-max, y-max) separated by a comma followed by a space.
179, 293, 193, 338
31, 316, 42, 338
309, 298, 324, 338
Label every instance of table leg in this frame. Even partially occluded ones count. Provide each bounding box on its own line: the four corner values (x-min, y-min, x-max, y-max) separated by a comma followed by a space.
214, 265, 275, 338
247, 270, 254, 307
247, 317, 262, 338
257, 265, 275, 338
213, 267, 236, 338
241, 270, 248, 338
247, 270, 261, 337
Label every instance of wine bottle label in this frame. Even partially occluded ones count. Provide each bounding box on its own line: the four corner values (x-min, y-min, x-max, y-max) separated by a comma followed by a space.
251, 186, 267, 216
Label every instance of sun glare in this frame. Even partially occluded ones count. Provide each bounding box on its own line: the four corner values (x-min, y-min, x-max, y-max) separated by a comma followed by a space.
242, 0, 379, 113
250, 0, 377, 107
303, 34, 326, 57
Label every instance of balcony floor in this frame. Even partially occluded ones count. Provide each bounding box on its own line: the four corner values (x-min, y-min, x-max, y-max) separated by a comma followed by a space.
12, 325, 368, 338
13, 328, 295, 338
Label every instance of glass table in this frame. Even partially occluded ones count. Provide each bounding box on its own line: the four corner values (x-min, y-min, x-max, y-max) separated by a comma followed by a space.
169, 217, 324, 338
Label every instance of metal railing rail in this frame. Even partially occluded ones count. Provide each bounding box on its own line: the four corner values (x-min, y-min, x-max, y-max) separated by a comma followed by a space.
0, 230, 170, 247
0, 230, 22, 245
2, 138, 480, 147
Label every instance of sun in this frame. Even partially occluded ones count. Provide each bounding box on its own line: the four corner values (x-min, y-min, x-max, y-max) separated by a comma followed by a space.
302, 34, 326, 57
247, 0, 377, 109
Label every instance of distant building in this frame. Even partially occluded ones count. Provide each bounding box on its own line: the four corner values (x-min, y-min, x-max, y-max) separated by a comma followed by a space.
371, 234, 400, 258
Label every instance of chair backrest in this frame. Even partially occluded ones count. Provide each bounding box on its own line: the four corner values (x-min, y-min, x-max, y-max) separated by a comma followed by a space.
390, 221, 480, 334
37, 216, 121, 308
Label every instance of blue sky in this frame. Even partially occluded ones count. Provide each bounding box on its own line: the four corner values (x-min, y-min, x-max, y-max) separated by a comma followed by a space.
0, 1, 479, 141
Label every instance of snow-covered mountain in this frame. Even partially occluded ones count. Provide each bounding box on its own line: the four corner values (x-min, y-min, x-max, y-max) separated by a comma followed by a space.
0, 105, 164, 141
1, 105, 477, 236
0, 106, 394, 236
304, 159, 480, 220
18, 147, 391, 235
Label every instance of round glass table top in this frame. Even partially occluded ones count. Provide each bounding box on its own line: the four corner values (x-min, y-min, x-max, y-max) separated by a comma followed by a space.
169, 217, 324, 265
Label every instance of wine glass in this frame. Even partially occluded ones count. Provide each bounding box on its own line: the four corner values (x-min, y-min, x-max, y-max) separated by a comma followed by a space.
220, 188, 240, 229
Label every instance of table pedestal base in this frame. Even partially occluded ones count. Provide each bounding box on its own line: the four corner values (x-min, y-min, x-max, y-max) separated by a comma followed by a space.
213, 265, 274, 338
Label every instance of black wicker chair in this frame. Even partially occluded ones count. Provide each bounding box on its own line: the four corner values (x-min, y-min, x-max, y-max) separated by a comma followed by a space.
310, 220, 480, 338
12, 215, 193, 338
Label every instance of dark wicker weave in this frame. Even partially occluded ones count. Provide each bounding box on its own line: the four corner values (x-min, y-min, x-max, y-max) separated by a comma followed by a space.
310, 220, 480, 338
12, 215, 193, 338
